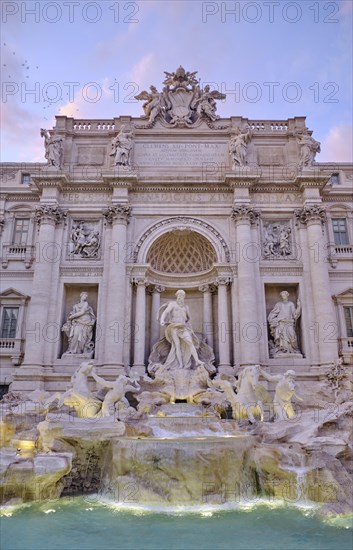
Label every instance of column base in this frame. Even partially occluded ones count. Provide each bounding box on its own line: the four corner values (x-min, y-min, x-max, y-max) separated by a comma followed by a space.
11, 373, 46, 392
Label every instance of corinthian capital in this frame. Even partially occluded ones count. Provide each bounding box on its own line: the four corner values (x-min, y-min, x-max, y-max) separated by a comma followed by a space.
215, 276, 232, 286
231, 204, 260, 224
295, 205, 326, 226
35, 204, 67, 225
103, 204, 132, 224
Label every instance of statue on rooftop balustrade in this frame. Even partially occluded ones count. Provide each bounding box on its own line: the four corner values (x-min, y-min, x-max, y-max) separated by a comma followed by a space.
40, 128, 63, 169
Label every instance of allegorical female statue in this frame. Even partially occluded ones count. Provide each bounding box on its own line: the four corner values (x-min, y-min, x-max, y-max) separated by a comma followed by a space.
268, 291, 301, 356
62, 292, 96, 356
109, 125, 133, 167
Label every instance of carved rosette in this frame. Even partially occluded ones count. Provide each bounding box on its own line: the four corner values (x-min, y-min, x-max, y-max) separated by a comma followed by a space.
231, 205, 260, 225
35, 204, 67, 225
103, 204, 132, 225
295, 205, 326, 226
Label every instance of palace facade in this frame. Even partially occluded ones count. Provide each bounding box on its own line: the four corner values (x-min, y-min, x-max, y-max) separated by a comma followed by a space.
1, 68, 352, 395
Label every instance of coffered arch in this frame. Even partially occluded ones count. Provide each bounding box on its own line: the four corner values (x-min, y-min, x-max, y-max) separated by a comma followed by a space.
133, 216, 230, 265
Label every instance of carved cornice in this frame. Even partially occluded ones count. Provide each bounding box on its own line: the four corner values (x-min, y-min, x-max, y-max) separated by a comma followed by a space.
231, 204, 260, 224
102, 204, 132, 224
225, 175, 259, 189
294, 205, 326, 226
4, 195, 39, 202
31, 173, 69, 191
61, 185, 111, 193
260, 266, 303, 276
35, 204, 67, 225
60, 266, 103, 277
0, 270, 34, 278
102, 173, 137, 187
294, 174, 330, 191
322, 196, 353, 203
132, 185, 231, 193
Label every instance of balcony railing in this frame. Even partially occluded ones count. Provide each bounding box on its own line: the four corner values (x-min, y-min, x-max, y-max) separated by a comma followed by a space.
0, 338, 24, 365
1, 244, 35, 268
339, 337, 353, 364
334, 244, 353, 256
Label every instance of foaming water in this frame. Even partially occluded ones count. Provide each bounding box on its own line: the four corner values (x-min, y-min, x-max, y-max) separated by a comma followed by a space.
1, 497, 352, 550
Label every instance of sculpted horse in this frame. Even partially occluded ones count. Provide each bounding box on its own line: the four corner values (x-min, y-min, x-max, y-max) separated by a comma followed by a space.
210, 365, 269, 423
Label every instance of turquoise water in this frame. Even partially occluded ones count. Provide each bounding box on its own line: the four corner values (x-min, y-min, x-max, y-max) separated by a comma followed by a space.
1, 498, 352, 550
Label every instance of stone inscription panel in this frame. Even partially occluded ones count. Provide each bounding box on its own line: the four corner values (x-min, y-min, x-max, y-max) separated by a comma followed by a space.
62, 193, 108, 203
134, 142, 228, 167
77, 147, 105, 165
131, 192, 231, 203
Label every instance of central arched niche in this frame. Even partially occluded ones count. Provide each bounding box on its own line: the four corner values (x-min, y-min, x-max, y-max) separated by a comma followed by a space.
147, 229, 217, 274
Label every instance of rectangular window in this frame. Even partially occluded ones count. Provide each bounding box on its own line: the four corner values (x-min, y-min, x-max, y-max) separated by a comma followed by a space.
344, 306, 353, 337
12, 218, 30, 245
0, 385, 10, 400
332, 219, 349, 245
330, 173, 340, 185
1, 307, 19, 338
21, 174, 31, 185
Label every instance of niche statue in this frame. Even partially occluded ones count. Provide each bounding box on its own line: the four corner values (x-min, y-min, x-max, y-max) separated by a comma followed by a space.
268, 291, 301, 357
62, 292, 96, 357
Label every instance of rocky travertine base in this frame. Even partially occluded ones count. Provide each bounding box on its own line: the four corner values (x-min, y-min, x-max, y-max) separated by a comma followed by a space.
0, 399, 352, 517
0, 449, 72, 504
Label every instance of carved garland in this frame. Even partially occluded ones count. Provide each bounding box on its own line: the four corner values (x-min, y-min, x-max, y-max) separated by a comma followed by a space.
133, 217, 231, 263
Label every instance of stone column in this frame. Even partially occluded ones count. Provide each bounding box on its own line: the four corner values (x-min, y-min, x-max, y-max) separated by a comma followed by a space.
231, 205, 261, 366
21, 205, 66, 374
216, 277, 231, 371
150, 285, 164, 350
103, 204, 131, 371
295, 205, 338, 364
132, 277, 147, 376
199, 284, 214, 349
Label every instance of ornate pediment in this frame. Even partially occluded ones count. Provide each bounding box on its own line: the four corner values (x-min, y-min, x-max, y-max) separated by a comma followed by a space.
0, 288, 29, 299
135, 66, 226, 129
0, 288, 30, 305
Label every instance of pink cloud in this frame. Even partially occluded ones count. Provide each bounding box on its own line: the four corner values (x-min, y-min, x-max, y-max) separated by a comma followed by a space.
320, 124, 353, 162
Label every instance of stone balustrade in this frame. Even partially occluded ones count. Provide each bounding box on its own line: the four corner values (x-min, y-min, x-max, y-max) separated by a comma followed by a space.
1, 244, 35, 269
73, 121, 116, 131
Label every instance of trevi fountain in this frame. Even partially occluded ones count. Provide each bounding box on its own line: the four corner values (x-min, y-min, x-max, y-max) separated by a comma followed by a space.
1, 67, 352, 548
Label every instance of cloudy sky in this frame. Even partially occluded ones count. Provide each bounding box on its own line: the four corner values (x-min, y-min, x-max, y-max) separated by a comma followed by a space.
1, 0, 352, 163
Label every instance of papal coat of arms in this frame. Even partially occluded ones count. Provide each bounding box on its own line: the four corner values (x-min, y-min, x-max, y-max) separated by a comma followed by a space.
135, 66, 226, 128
